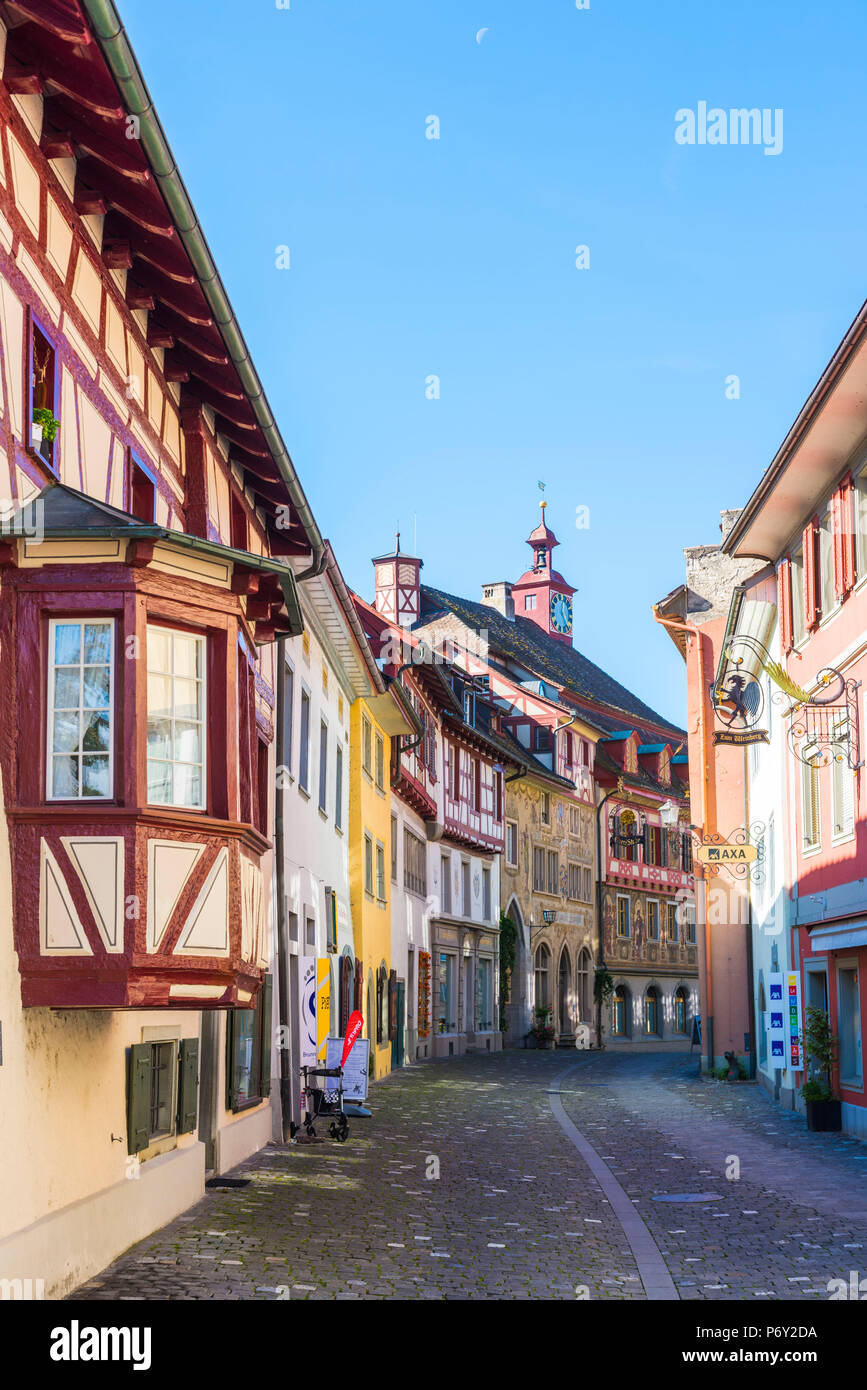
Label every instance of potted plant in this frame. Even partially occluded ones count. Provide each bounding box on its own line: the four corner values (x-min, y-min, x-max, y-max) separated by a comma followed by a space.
801, 1005, 842, 1133
32, 406, 59, 450
532, 1005, 555, 1049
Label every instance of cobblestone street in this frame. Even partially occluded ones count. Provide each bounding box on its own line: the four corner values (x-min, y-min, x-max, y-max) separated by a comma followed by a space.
73, 1051, 867, 1302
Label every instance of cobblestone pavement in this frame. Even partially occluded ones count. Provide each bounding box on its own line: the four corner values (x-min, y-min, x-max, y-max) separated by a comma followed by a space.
73, 1050, 867, 1301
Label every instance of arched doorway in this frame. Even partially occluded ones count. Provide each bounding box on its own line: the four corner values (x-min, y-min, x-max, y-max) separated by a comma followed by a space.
558, 947, 572, 1038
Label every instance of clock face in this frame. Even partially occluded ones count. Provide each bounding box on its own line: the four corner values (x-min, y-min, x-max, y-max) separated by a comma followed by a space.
550, 591, 573, 634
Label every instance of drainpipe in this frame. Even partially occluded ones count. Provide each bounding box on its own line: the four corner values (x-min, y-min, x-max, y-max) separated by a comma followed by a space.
595, 780, 622, 1049
274, 637, 293, 1140
652, 607, 713, 1071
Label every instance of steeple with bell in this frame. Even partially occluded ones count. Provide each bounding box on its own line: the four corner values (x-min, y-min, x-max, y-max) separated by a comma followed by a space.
511, 501, 576, 645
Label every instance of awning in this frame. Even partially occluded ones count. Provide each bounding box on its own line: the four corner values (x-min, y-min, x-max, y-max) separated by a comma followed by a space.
809, 921, 867, 952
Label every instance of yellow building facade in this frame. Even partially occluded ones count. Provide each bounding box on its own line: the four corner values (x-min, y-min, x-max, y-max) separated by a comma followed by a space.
348, 692, 415, 1080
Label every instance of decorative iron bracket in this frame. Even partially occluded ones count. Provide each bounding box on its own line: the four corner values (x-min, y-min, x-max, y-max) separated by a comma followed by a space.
691, 822, 766, 884
789, 676, 861, 770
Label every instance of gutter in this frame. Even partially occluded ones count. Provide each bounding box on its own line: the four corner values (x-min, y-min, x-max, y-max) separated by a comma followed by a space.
81, 0, 326, 580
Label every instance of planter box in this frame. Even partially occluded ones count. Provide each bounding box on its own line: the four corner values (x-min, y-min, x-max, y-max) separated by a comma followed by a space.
806, 1098, 842, 1133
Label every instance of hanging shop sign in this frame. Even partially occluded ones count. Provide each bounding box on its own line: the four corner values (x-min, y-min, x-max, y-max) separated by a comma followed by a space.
692, 825, 764, 882
300, 956, 332, 1066
712, 730, 769, 746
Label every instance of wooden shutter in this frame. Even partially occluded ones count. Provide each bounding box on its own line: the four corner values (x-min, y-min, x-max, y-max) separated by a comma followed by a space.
177, 1038, 199, 1134
127, 1043, 151, 1155
839, 475, 856, 595
803, 518, 820, 628
388, 969, 398, 1040
831, 487, 845, 599
258, 973, 273, 1099
641, 823, 651, 863
777, 555, 793, 653
354, 956, 364, 1013
225, 1011, 237, 1111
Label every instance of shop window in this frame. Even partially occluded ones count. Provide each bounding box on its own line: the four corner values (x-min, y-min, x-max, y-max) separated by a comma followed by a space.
30, 317, 58, 469
225, 976, 273, 1111
477, 957, 493, 1031
147, 626, 206, 809
48, 619, 114, 801
130, 454, 156, 522
838, 967, 863, 1087
674, 987, 688, 1035
437, 953, 456, 1033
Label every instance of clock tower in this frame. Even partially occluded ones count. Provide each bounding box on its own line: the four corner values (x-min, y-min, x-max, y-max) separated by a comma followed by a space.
511, 502, 576, 646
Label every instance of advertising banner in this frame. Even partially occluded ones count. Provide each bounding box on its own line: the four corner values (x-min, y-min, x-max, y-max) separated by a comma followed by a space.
786, 970, 804, 1071
767, 972, 786, 1065
300, 956, 332, 1066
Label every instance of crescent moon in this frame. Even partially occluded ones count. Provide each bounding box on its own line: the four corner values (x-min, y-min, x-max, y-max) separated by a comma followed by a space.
476, 27, 489, 43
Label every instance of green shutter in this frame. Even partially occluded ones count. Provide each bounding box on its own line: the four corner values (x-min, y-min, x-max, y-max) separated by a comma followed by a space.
225, 1011, 237, 1111
127, 1043, 151, 1155
177, 1038, 199, 1134
258, 974, 273, 1099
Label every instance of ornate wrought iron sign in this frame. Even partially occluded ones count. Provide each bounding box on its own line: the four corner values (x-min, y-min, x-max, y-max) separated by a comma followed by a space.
691, 823, 765, 883
712, 632, 861, 772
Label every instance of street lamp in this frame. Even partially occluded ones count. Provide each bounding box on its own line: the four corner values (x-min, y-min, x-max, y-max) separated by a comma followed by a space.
542, 910, 556, 924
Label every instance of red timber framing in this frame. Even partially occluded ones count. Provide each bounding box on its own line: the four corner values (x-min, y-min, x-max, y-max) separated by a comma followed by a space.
0, 495, 301, 1008
0, 3, 314, 1008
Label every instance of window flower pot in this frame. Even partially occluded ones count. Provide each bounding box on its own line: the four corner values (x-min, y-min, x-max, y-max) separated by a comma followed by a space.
806, 1099, 842, 1133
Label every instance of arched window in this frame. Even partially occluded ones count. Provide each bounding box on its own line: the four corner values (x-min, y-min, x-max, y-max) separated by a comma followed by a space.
674, 986, 688, 1035
534, 943, 551, 1010
644, 986, 660, 1035
577, 948, 592, 1022
612, 985, 630, 1036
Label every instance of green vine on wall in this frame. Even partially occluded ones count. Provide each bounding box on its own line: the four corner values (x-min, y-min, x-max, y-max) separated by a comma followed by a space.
498, 911, 517, 1031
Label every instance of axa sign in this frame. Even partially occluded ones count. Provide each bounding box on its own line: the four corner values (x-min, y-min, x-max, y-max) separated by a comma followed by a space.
695, 843, 758, 866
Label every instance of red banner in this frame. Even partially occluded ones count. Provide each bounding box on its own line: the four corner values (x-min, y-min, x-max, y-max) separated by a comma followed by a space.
341, 1010, 364, 1067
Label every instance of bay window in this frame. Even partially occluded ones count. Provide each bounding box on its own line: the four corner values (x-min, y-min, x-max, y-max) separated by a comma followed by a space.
146, 626, 206, 809
47, 619, 114, 800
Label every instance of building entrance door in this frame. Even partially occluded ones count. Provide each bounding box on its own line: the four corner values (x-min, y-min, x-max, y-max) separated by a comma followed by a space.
558, 950, 572, 1036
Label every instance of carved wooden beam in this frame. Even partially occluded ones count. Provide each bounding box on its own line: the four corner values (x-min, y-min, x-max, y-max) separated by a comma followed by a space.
103, 240, 133, 270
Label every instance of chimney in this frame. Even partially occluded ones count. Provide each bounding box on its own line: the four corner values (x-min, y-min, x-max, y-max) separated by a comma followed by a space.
481, 581, 514, 620
720, 508, 742, 541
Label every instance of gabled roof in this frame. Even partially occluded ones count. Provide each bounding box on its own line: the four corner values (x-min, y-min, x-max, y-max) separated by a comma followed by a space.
419, 584, 684, 741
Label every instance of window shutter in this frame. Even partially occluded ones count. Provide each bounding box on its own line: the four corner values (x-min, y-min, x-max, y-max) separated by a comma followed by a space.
831, 487, 844, 599
777, 555, 793, 653
803, 518, 820, 628
177, 1038, 200, 1135
127, 1043, 151, 1155
388, 969, 398, 1040
839, 475, 856, 595
225, 1011, 237, 1111
258, 973, 273, 1099
354, 957, 364, 1013
641, 823, 651, 863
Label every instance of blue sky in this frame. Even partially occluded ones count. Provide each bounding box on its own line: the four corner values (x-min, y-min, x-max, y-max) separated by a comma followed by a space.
122, 0, 867, 725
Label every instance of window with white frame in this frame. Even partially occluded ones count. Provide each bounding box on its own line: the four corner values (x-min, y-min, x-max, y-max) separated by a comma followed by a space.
818, 507, 835, 618
48, 619, 114, 800
831, 725, 854, 839
505, 820, 518, 867
791, 544, 805, 644
146, 627, 206, 808
801, 758, 820, 850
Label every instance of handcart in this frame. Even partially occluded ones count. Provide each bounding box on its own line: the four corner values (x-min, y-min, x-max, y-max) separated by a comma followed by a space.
296, 1064, 350, 1142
